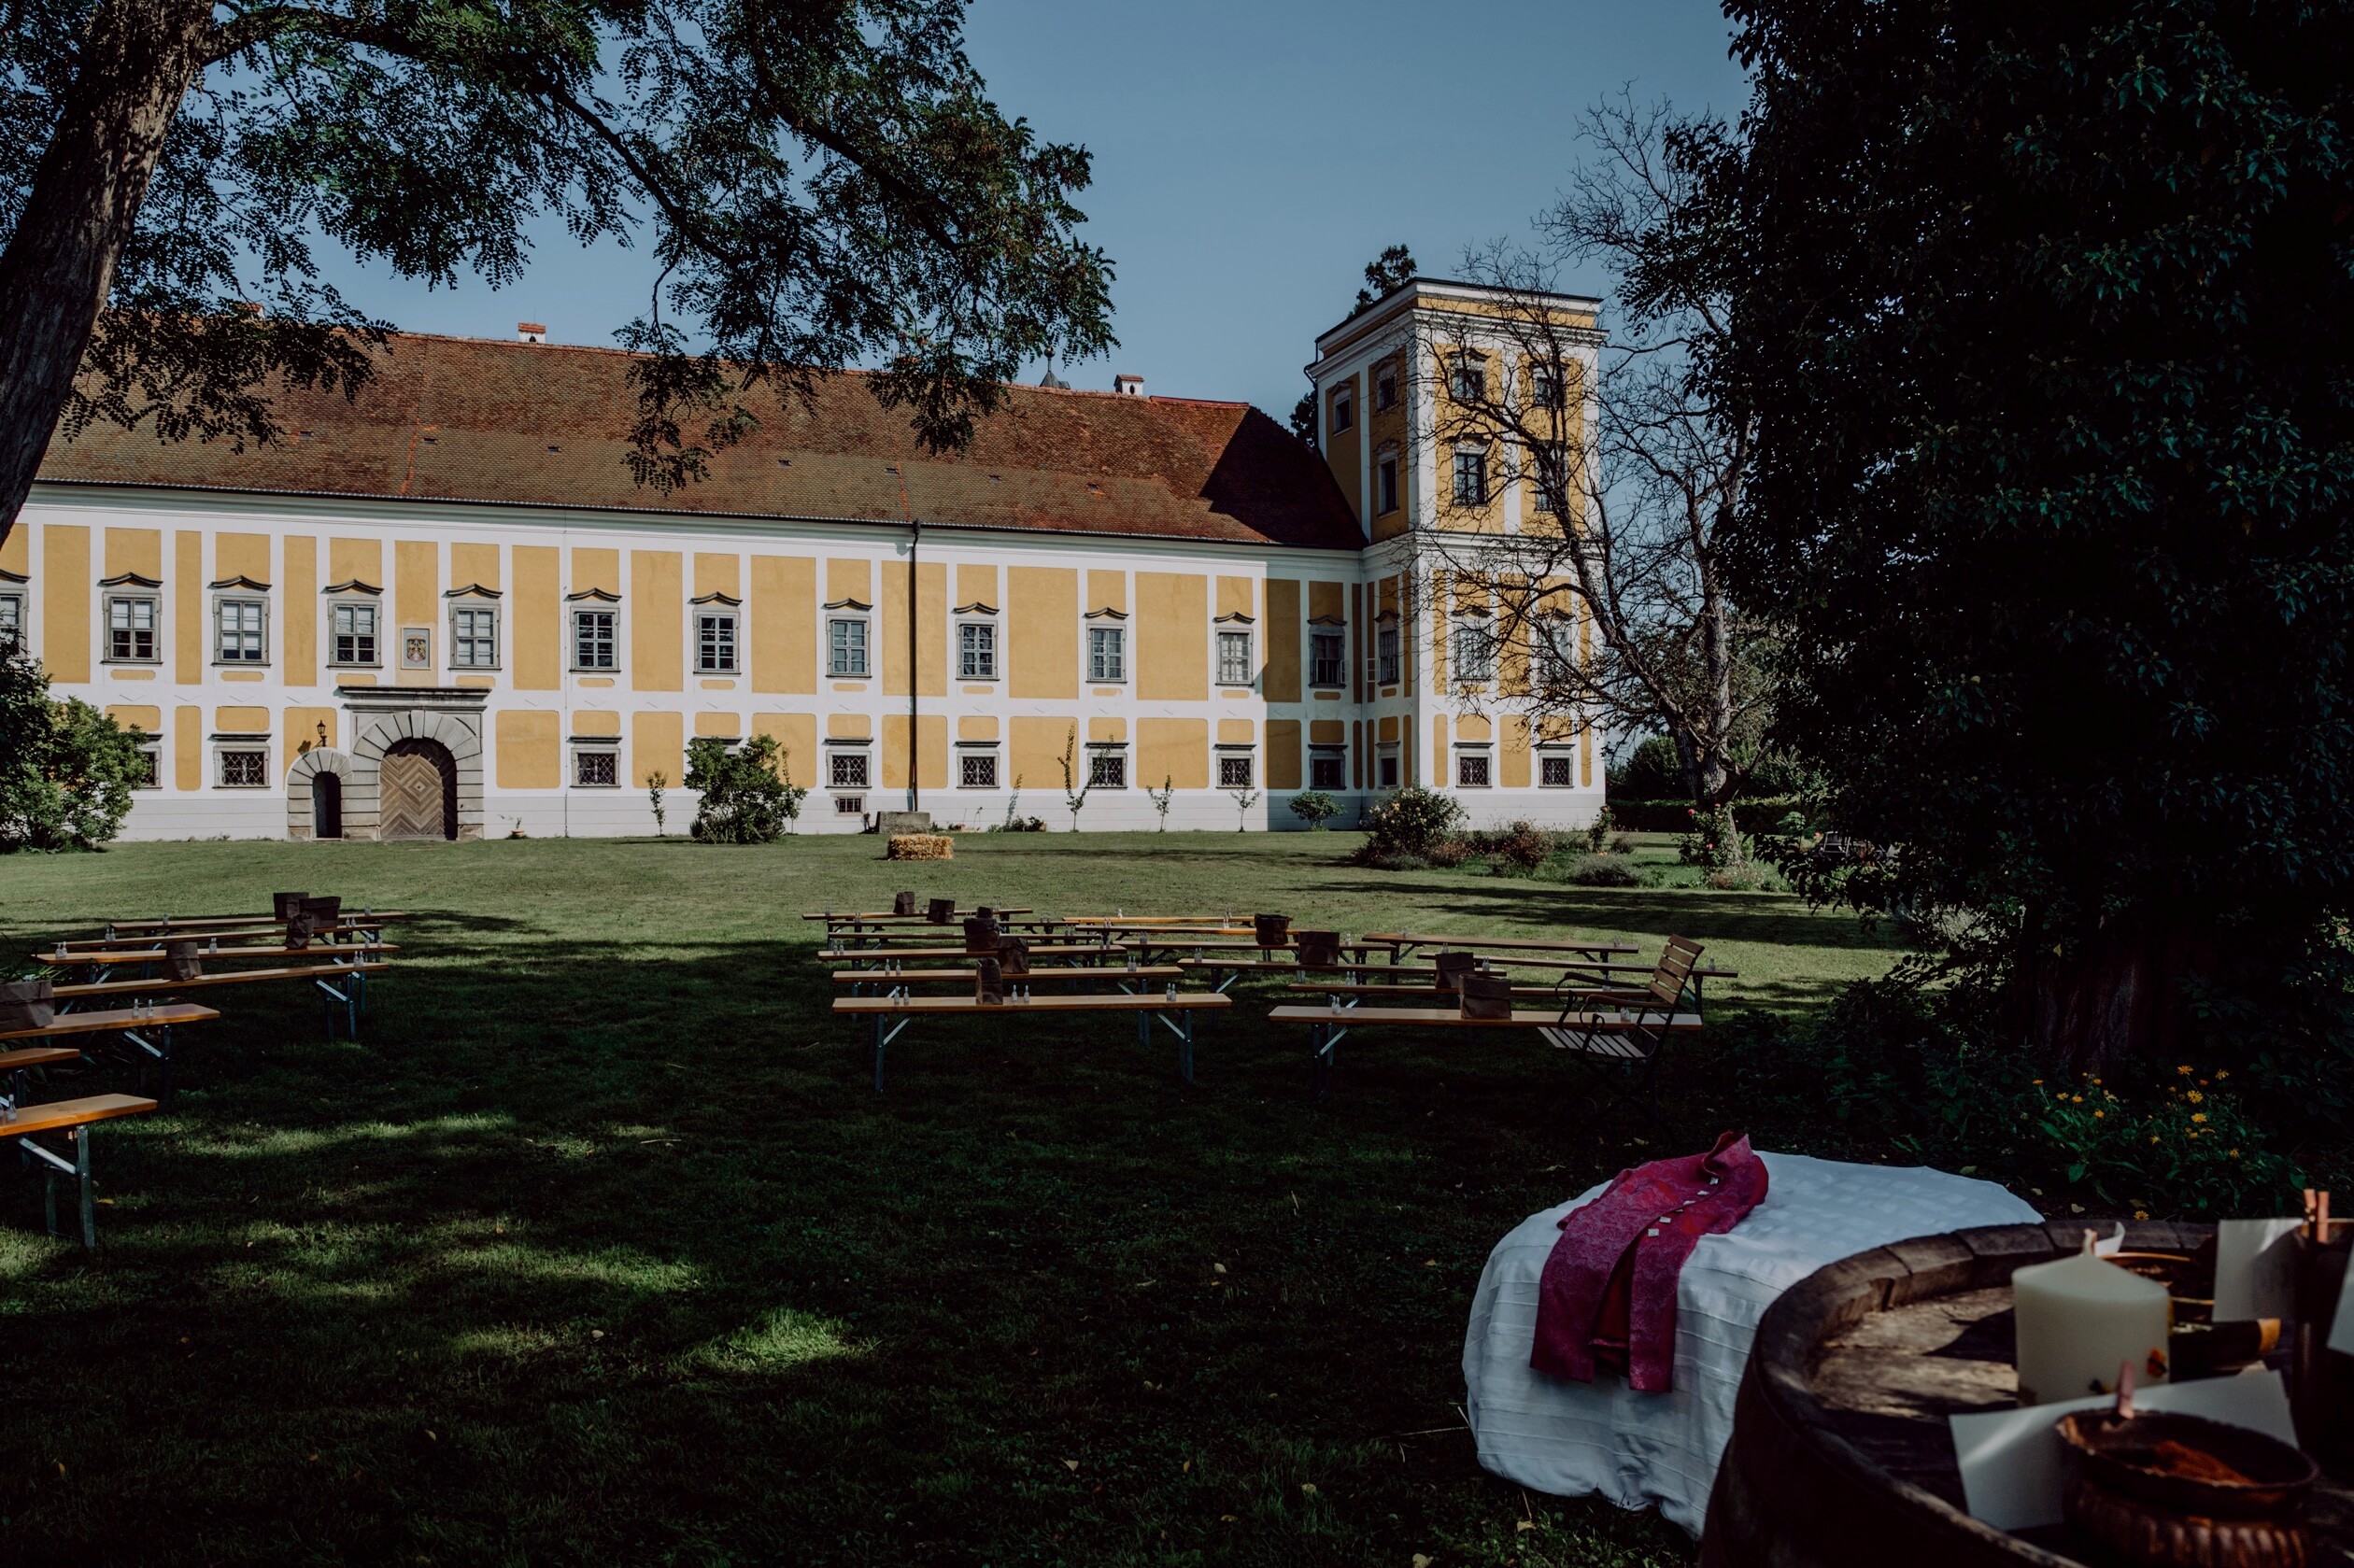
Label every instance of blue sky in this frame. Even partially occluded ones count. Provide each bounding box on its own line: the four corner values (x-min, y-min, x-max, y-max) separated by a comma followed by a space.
335, 0, 1749, 418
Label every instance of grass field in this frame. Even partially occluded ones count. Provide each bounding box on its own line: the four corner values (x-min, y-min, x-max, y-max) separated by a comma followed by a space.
0, 830, 1912, 1567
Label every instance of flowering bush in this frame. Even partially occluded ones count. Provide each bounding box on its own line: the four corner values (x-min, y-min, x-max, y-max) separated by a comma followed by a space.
2028, 1067, 2300, 1217
1354, 785, 1464, 864
1678, 803, 1744, 869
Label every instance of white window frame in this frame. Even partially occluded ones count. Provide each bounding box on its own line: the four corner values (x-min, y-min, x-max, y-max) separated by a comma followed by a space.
1531, 439, 1568, 515
1455, 749, 1494, 788
573, 744, 620, 788
213, 597, 267, 665
1539, 751, 1577, 789
1087, 624, 1127, 684
1377, 745, 1401, 790
1531, 361, 1564, 410
1376, 454, 1399, 515
957, 749, 1000, 789
1329, 387, 1354, 433
1216, 628, 1254, 688
1534, 618, 1576, 687
1375, 622, 1400, 686
105, 594, 160, 664
1309, 628, 1345, 688
696, 610, 740, 674
573, 608, 618, 672
450, 603, 501, 670
1309, 748, 1346, 791
329, 600, 381, 668
133, 742, 162, 789
828, 616, 870, 678
1451, 619, 1495, 685
1375, 366, 1397, 411
957, 620, 998, 680
828, 748, 871, 790
1216, 750, 1254, 790
0, 589, 21, 654
1452, 446, 1488, 506
1086, 745, 1127, 789
1449, 359, 1485, 403
216, 745, 270, 788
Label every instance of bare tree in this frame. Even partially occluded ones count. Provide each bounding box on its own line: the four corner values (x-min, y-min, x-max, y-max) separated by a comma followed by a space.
1411, 96, 1770, 849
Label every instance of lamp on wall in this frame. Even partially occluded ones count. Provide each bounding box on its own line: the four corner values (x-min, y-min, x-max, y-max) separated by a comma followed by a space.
317, 721, 330, 749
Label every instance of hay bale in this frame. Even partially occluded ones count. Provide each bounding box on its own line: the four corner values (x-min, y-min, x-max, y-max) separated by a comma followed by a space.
887, 833, 955, 861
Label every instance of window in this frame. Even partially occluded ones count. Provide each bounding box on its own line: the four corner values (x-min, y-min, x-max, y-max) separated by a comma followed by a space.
1376, 624, 1400, 685
1534, 619, 1576, 686
1379, 749, 1400, 789
134, 747, 160, 788
1088, 625, 1125, 682
1218, 753, 1254, 789
575, 750, 618, 787
1531, 360, 1564, 409
574, 609, 617, 671
830, 751, 869, 789
1088, 750, 1127, 789
1311, 751, 1345, 790
219, 750, 267, 787
1452, 622, 1494, 685
1453, 447, 1487, 506
1330, 388, 1354, 433
213, 599, 265, 663
829, 617, 868, 677
106, 596, 158, 662
1375, 367, 1397, 411
1532, 441, 1567, 515
452, 606, 499, 669
1310, 629, 1345, 687
1449, 359, 1485, 403
1457, 752, 1492, 787
959, 752, 999, 788
1540, 755, 1575, 788
834, 794, 865, 814
0, 591, 19, 653
697, 612, 739, 673
958, 622, 997, 679
331, 601, 378, 666
1377, 456, 1399, 515
1217, 629, 1253, 687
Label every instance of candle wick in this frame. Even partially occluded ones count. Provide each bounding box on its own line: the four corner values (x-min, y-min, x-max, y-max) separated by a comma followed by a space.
2080, 1228, 2099, 1256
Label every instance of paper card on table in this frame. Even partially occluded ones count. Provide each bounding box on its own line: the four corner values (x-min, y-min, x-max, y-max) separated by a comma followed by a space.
2332, 1259, 2354, 1356
2213, 1218, 2304, 1321
1950, 1370, 2296, 1532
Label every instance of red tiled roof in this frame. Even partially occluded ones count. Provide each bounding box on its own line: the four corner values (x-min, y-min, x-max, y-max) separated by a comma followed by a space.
36, 332, 1365, 552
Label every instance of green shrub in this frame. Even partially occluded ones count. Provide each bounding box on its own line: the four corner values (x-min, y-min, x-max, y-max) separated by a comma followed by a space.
1461, 819, 1560, 871
684, 734, 806, 843
1705, 864, 1780, 892
1553, 854, 1641, 887
0, 653, 147, 852
1582, 805, 1616, 855
1354, 785, 1464, 864
1679, 803, 1744, 870
1287, 790, 1340, 830
1610, 734, 1684, 798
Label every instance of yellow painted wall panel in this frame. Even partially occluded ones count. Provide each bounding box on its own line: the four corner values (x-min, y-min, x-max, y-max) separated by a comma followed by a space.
498, 710, 560, 789
1430, 715, 1448, 786
104, 528, 162, 582
695, 712, 740, 737
1138, 719, 1207, 790
174, 531, 202, 683
958, 714, 1000, 741
693, 552, 739, 601
1218, 718, 1254, 744
1263, 578, 1301, 703
285, 706, 337, 764
396, 540, 439, 677
631, 551, 683, 692
1378, 715, 1398, 743
826, 558, 871, 607
1008, 566, 1077, 699
1309, 580, 1345, 624
1215, 574, 1255, 621
1267, 719, 1302, 790
106, 704, 161, 732
957, 562, 998, 609
828, 713, 871, 738
751, 713, 818, 785
1456, 713, 1493, 742
1502, 715, 1532, 787
572, 547, 620, 597
449, 542, 500, 592
1325, 372, 1362, 522
283, 535, 316, 685
1351, 582, 1364, 702
1008, 715, 1071, 791
1352, 720, 1364, 789
43, 524, 89, 681
513, 546, 560, 689
573, 710, 621, 735
881, 558, 946, 698
1086, 570, 1127, 615
1087, 716, 1126, 743
880, 713, 948, 791
1309, 718, 1345, 744
215, 532, 269, 586
0, 526, 25, 577
328, 537, 380, 589
749, 555, 815, 695
632, 710, 683, 789
1135, 571, 1207, 701
174, 706, 201, 789
216, 705, 269, 732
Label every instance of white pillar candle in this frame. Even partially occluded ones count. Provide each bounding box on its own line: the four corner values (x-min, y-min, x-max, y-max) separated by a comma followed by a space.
2012, 1248, 2172, 1406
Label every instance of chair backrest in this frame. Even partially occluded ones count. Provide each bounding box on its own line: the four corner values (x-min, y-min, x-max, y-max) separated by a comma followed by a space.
1646, 936, 1705, 1006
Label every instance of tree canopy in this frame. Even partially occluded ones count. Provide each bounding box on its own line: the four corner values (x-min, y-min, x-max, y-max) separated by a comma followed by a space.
0, 0, 1116, 543
1714, 0, 2354, 1066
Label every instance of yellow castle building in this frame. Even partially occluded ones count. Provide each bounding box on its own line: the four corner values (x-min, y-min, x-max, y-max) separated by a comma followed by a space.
6, 279, 1604, 839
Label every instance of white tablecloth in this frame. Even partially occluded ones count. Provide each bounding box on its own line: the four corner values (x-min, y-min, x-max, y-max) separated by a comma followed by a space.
1461, 1151, 2040, 1536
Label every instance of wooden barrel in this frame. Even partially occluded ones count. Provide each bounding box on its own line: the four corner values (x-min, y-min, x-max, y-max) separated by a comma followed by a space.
1700, 1221, 2241, 1567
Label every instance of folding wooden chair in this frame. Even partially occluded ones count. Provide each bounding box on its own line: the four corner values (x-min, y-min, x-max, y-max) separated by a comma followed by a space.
1539, 935, 1707, 1137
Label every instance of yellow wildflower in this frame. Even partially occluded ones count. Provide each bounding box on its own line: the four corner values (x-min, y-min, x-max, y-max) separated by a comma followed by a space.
2134, 1209, 2149, 1221
2216, 1069, 2229, 1081
2191, 1112, 2207, 1123
2072, 1095, 2085, 1104
2092, 1110, 2105, 1120
2177, 1065, 2193, 1076
2228, 1150, 2240, 1159
2186, 1091, 2204, 1104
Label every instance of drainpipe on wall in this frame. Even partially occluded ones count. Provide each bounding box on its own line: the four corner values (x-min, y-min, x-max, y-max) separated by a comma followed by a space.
906, 516, 920, 817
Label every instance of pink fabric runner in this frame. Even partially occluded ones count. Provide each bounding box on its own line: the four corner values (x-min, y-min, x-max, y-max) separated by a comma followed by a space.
1530, 1131, 1769, 1392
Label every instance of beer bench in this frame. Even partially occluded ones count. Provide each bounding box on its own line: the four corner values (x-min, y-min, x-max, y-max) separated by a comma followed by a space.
48, 942, 397, 983
104, 910, 404, 939
804, 907, 1035, 923
827, 943, 1127, 970
0, 1003, 220, 1103
5, 1093, 157, 1248
1265, 1003, 1703, 1098
1360, 932, 1640, 964
832, 964, 1184, 996
833, 991, 1231, 1090
55, 961, 388, 1040
58, 920, 391, 953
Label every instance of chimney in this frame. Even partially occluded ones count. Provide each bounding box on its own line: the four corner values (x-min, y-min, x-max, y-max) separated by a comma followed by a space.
517, 322, 547, 344
1113, 374, 1145, 397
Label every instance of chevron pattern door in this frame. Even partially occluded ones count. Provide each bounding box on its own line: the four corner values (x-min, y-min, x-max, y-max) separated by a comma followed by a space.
379, 742, 453, 841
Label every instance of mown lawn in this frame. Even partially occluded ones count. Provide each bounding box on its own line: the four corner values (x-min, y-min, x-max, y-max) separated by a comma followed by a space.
0, 831, 1911, 1567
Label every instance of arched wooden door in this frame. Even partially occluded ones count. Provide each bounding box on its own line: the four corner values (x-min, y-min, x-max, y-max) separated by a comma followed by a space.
379, 740, 457, 841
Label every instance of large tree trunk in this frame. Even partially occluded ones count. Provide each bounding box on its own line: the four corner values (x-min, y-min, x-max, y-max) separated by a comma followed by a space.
2015, 917, 2214, 1077
0, 0, 211, 546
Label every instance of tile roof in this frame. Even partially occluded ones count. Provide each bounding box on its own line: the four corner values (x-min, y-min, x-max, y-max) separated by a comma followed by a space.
37, 332, 1366, 552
